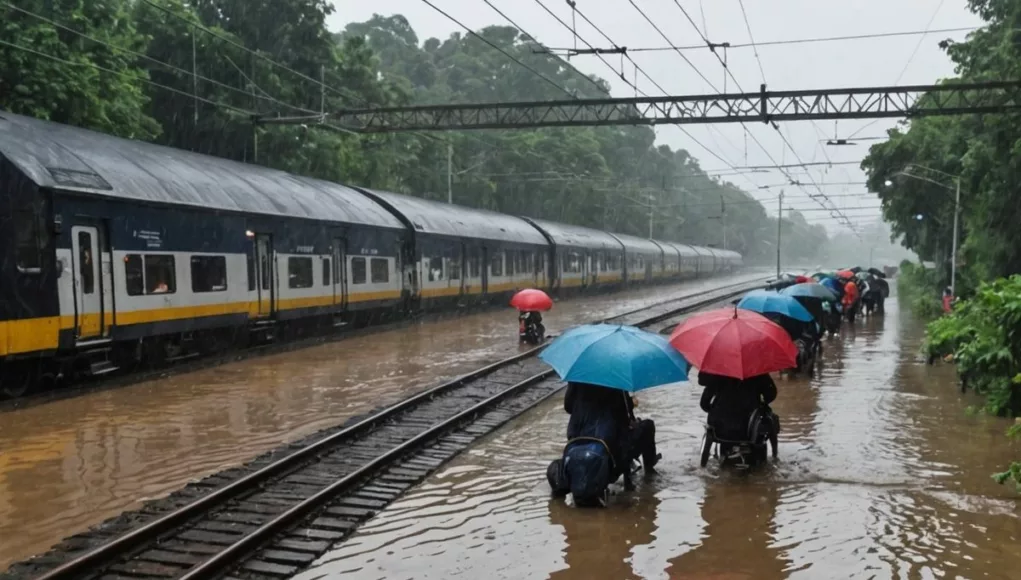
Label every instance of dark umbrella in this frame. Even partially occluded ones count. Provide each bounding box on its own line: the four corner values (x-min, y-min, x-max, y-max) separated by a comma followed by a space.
867, 267, 887, 278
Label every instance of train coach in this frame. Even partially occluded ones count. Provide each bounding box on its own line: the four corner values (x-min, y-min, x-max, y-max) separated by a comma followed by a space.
356, 189, 549, 310
0, 111, 742, 398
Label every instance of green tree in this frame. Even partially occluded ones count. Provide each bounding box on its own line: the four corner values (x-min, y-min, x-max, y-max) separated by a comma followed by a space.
0, 0, 160, 139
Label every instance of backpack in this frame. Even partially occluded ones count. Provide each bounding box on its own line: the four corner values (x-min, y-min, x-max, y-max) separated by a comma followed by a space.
562, 440, 612, 507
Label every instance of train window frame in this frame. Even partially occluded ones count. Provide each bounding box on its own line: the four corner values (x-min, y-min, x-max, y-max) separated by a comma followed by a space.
322, 257, 331, 287
427, 256, 444, 282
468, 252, 480, 279
77, 231, 95, 294
125, 254, 144, 296
371, 258, 389, 284
490, 252, 503, 277
448, 256, 461, 281
287, 257, 314, 289
351, 257, 367, 285
145, 255, 176, 295
15, 210, 43, 274
191, 255, 228, 293
246, 249, 256, 291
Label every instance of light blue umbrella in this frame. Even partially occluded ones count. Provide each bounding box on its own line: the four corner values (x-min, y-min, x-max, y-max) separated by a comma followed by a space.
539, 324, 690, 392
782, 282, 838, 302
737, 289, 814, 322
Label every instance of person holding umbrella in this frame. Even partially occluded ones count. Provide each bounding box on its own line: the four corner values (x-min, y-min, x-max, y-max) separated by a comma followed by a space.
510, 289, 553, 344
539, 325, 686, 506
737, 290, 818, 375
669, 308, 797, 467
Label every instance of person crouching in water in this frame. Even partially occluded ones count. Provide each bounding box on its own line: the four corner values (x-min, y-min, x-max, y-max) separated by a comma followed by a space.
546, 383, 660, 506
698, 372, 778, 459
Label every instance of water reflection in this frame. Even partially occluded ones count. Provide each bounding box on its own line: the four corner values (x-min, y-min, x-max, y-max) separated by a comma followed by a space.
667, 478, 786, 580
298, 283, 1021, 580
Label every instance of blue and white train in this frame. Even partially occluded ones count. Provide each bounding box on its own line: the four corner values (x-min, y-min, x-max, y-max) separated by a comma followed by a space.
0, 112, 742, 397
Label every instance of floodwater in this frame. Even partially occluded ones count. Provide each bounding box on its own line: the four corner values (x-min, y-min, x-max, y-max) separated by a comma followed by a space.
298, 283, 1021, 580
0, 273, 765, 571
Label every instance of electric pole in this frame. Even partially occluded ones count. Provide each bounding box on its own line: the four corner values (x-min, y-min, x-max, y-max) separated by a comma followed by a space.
721, 195, 727, 250
447, 143, 453, 204
776, 190, 783, 278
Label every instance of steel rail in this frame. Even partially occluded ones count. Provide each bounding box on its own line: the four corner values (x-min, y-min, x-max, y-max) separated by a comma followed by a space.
32, 277, 765, 580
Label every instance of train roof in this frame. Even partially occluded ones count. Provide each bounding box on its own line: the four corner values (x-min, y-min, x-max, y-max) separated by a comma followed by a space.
609, 233, 663, 255
659, 241, 700, 257
359, 189, 548, 245
0, 112, 404, 229
523, 218, 624, 251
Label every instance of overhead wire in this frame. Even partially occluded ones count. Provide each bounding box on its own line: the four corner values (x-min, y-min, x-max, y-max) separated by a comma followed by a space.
542, 26, 978, 53
480, 0, 608, 95
0, 38, 254, 116
419, 0, 577, 98
847, 0, 949, 139
526, 0, 752, 195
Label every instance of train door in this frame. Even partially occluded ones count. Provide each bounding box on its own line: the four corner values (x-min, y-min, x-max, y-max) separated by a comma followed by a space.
255, 234, 274, 317
70, 225, 106, 341
332, 238, 347, 309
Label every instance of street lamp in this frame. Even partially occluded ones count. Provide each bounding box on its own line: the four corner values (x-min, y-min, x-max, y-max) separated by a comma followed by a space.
885, 167, 962, 295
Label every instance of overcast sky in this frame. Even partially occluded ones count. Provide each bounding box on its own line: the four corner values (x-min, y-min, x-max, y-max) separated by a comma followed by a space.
327, 1, 983, 234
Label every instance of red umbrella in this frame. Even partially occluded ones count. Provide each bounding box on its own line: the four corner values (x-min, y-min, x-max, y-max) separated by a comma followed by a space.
510, 288, 553, 311
794, 275, 812, 284
836, 269, 855, 279
668, 307, 797, 379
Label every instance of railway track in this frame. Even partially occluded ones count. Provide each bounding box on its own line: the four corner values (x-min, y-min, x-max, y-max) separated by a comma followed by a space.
7, 278, 765, 580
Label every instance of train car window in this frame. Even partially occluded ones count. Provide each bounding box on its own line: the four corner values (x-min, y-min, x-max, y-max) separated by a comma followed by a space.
490, 252, 503, 277
77, 231, 95, 294
448, 257, 461, 281
428, 256, 443, 282
371, 258, 389, 284
125, 255, 144, 296
247, 250, 255, 291
352, 257, 367, 284
287, 257, 314, 289
322, 258, 331, 287
15, 210, 43, 272
145, 255, 176, 294
469, 252, 480, 279
191, 256, 227, 293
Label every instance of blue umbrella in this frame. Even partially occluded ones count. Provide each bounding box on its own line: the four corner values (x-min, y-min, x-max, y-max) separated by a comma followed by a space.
737, 289, 814, 322
539, 324, 690, 392
820, 276, 843, 297
782, 282, 838, 302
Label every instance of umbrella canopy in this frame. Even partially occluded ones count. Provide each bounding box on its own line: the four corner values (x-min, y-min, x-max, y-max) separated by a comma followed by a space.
847, 266, 863, 273
836, 269, 855, 279
782, 282, 838, 302
765, 278, 798, 291
539, 324, 690, 392
668, 308, 798, 380
794, 275, 812, 284
510, 288, 553, 311
812, 271, 836, 280
737, 290, 814, 322
820, 277, 843, 296
867, 267, 887, 278
855, 271, 872, 281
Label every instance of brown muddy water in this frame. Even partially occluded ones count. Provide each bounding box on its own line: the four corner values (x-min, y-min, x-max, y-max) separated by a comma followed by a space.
0, 273, 766, 570
295, 284, 1021, 580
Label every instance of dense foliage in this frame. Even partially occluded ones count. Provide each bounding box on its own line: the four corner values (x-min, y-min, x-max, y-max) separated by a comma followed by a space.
861, 0, 1021, 491
923, 276, 1021, 489
862, 0, 1021, 294
0, 1, 827, 261
898, 261, 945, 320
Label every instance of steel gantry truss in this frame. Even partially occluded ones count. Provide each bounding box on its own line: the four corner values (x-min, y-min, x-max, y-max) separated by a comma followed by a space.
297, 81, 1021, 133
